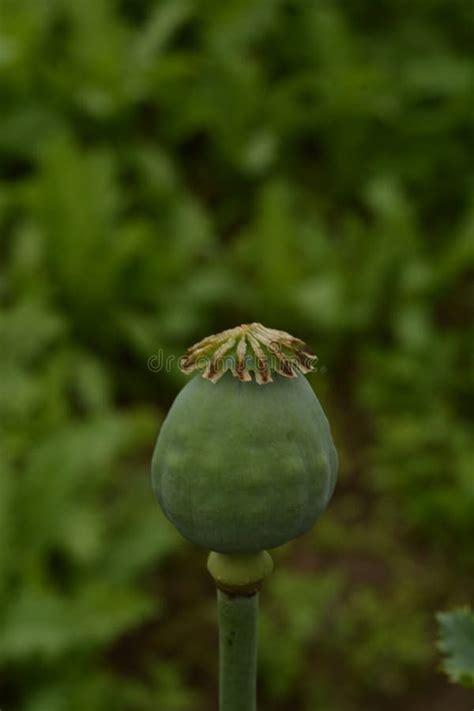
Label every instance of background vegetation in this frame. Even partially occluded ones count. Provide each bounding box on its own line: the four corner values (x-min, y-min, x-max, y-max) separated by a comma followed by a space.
1, 0, 473, 709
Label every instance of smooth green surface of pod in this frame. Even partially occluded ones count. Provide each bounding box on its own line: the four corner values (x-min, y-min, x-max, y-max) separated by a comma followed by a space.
151, 373, 337, 553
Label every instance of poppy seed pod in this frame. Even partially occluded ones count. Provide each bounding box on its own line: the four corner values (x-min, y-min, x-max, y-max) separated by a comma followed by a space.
151, 324, 338, 554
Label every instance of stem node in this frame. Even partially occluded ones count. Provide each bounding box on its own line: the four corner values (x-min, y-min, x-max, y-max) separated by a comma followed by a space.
207, 551, 273, 595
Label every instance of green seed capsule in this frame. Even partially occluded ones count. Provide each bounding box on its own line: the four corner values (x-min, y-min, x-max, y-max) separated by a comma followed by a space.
151, 324, 338, 554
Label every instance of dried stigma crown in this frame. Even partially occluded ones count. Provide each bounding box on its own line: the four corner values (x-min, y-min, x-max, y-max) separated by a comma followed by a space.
180, 323, 317, 385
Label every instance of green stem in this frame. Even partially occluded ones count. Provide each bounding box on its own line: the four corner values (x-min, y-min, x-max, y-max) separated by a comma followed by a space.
218, 590, 258, 711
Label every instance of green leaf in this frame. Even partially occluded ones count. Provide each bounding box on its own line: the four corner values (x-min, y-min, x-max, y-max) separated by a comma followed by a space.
437, 608, 474, 688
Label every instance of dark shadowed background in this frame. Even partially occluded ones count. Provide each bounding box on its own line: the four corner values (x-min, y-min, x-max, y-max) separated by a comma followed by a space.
1, 0, 473, 709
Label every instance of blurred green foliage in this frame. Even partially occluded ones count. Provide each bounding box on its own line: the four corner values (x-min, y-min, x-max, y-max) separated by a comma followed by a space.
1, 0, 473, 709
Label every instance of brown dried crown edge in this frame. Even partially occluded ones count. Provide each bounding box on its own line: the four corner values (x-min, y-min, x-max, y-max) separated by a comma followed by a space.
179, 323, 317, 385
